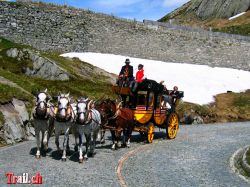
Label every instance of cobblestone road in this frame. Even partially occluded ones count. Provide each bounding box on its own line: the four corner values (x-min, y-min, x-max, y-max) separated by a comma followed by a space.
0, 122, 250, 186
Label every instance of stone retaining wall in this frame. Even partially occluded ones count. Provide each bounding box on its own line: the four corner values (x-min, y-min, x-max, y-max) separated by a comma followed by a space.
0, 2, 250, 71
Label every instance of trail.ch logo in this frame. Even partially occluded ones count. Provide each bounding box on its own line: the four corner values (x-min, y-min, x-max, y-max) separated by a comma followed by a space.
5, 172, 42, 184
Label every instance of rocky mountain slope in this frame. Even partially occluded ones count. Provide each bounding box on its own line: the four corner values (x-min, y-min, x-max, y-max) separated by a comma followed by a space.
159, 0, 250, 36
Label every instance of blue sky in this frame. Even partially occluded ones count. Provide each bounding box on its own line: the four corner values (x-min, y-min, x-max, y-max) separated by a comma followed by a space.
27, 0, 190, 21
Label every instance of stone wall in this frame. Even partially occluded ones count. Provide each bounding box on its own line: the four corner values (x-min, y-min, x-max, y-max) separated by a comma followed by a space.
0, 2, 250, 71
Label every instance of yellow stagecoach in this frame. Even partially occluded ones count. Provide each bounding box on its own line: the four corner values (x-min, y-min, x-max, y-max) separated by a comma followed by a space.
112, 79, 184, 143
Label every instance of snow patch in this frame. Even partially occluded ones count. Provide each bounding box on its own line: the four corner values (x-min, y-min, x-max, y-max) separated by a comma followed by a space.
61, 52, 250, 105
229, 12, 246, 20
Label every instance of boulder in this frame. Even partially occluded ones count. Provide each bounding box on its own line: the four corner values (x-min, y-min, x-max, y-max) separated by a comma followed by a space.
0, 98, 35, 144
12, 98, 29, 123
6, 48, 19, 58
6, 48, 70, 80
0, 103, 26, 144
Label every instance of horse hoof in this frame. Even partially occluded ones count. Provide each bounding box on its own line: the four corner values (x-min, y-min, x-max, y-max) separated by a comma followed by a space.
100, 139, 105, 144
35, 155, 41, 159
74, 146, 78, 152
79, 158, 83, 163
84, 157, 88, 161
88, 152, 96, 157
61, 158, 66, 162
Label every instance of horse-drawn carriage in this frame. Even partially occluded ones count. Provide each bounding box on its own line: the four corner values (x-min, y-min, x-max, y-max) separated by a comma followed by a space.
112, 79, 184, 143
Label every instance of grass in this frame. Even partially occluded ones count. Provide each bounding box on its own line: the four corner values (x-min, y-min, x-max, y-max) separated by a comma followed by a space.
0, 37, 116, 102
0, 84, 31, 104
213, 24, 250, 36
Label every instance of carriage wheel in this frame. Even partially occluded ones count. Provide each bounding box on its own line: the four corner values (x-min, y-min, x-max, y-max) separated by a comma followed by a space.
147, 122, 154, 143
166, 112, 179, 139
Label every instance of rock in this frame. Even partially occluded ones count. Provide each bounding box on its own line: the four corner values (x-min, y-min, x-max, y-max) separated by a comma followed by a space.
187, 0, 250, 20
6, 48, 19, 58
6, 48, 70, 80
12, 98, 29, 123
11, 22, 17, 27
0, 98, 32, 144
180, 113, 194, 125
192, 115, 204, 125
0, 103, 26, 144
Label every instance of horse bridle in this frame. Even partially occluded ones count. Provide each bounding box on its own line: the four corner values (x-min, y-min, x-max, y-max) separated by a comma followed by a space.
36, 92, 49, 109
76, 101, 88, 122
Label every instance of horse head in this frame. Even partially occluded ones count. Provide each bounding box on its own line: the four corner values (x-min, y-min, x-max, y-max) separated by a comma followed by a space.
96, 99, 116, 122
35, 89, 50, 118
76, 97, 89, 124
56, 93, 71, 121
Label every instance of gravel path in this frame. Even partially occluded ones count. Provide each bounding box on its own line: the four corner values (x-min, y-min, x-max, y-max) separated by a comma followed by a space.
0, 122, 250, 186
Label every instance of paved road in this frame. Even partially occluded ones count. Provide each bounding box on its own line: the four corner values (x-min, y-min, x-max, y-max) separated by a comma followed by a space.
0, 122, 250, 186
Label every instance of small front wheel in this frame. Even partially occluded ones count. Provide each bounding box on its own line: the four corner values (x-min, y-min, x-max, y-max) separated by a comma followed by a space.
166, 112, 179, 139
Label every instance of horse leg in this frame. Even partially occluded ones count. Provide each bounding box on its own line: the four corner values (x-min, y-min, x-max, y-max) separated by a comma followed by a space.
43, 130, 49, 152
62, 127, 70, 161
100, 128, 106, 144
46, 118, 54, 151
126, 127, 133, 148
55, 124, 61, 152
111, 130, 116, 150
35, 129, 41, 159
89, 130, 98, 157
79, 132, 83, 163
84, 133, 91, 160
116, 129, 122, 149
74, 133, 79, 152
122, 130, 126, 147
41, 130, 45, 150
66, 135, 70, 153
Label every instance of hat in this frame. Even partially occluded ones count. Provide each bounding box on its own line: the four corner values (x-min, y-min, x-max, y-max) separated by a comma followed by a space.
125, 58, 130, 64
138, 64, 143, 68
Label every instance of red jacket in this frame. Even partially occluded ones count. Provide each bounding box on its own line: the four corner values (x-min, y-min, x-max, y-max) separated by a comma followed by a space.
136, 69, 144, 83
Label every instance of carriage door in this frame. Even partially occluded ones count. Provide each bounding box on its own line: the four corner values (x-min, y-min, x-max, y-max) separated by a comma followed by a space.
154, 94, 167, 126
134, 91, 153, 124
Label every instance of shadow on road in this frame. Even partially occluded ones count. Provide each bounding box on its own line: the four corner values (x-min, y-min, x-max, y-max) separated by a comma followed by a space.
29, 147, 53, 157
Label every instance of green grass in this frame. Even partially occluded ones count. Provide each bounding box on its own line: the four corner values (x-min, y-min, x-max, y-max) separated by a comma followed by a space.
0, 84, 31, 104
0, 37, 115, 104
0, 37, 30, 50
213, 24, 250, 36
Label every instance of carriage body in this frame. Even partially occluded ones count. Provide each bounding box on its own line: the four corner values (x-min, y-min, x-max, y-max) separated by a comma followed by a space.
112, 79, 184, 143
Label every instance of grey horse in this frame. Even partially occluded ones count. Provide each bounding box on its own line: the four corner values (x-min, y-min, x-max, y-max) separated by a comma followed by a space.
74, 99, 101, 163
32, 89, 54, 159
54, 93, 76, 161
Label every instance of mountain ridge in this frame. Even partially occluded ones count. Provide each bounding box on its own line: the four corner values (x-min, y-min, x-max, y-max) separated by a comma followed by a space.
159, 0, 250, 36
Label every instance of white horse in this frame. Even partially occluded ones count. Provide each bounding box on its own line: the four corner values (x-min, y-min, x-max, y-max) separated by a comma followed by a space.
32, 89, 54, 159
74, 99, 101, 163
54, 93, 76, 161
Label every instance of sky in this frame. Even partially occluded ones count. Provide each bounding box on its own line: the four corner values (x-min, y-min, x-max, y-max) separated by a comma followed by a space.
61, 52, 250, 105
23, 0, 190, 21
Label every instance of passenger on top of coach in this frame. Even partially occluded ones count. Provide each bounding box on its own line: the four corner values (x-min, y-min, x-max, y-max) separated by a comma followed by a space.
117, 58, 134, 87
162, 85, 179, 108
130, 64, 144, 93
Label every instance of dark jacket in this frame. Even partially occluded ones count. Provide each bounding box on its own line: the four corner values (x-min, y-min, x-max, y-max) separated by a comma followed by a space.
170, 90, 179, 98
119, 65, 134, 81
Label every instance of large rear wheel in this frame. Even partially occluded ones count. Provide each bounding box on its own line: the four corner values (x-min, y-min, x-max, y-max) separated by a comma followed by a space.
147, 122, 154, 143
166, 112, 179, 139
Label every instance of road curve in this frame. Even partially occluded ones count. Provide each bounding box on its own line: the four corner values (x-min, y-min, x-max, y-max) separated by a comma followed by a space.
122, 122, 250, 187
0, 122, 249, 186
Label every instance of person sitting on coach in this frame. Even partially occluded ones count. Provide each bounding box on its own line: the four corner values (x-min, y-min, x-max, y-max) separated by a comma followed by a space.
117, 58, 134, 87
130, 64, 144, 93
